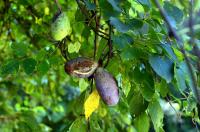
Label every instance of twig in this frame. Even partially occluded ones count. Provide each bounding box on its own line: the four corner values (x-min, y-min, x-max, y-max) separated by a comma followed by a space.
154, 0, 200, 104
98, 29, 109, 36
93, 29, 109, 40
58, 37, 69, 61
87, 119, 91, 132
166, 96, 181, 120
76, 0, 109, 40
104, 23, 112, 68
93, 0, 99, 60
62, 37, 70, 61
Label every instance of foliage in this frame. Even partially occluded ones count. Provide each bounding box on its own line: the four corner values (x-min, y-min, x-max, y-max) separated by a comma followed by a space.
0, 0, 200, 131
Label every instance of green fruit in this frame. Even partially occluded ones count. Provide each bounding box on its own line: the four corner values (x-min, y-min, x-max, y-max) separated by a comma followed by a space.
64, 57, 98, 78
94, 67, 119, 106
51, 12, 71, 41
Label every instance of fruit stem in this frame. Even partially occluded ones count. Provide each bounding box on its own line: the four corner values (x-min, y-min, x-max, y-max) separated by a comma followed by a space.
104, 22, 112, 68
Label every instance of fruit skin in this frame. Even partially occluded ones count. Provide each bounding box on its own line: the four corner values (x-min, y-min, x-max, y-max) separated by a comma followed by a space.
65, 57, 98, 78
94, 67, 119, 106
51, 12, 71, 41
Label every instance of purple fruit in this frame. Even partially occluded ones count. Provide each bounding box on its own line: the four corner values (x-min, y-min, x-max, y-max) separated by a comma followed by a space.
65, 57, 98, 78
94, 67, 119, 106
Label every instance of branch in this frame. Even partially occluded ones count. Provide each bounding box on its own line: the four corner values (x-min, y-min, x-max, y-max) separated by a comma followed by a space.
93, 0, 99, 60
189, 0, 200, 70
166, 95, 182, 120
104, 23, 112, 68
57, 37, 70, 61
154, 0, 200, 104
75, 0, 109, 40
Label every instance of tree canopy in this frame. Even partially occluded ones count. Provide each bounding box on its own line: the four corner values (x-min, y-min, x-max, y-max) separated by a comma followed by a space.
0, 0, 200, 131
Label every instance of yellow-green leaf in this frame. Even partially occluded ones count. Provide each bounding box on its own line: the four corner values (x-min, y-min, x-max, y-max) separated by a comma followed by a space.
84, 90, 100, 120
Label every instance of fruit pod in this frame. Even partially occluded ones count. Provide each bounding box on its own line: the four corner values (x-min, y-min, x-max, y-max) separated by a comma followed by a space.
65, 57, 98, 78
51, 12, 72, 41
94, 67, 119, 106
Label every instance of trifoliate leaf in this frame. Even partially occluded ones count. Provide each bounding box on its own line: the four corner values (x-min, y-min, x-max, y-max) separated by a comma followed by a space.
84, 90, 100, 120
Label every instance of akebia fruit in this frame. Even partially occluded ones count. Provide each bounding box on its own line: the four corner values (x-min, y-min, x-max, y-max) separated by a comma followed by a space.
51, 12, 71, 41
65, 57, 98, 78
94, 67, 119, 106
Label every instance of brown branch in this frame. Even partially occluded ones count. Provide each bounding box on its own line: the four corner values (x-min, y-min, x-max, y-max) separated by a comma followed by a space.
104, 23, 112, 68
189, 0, 200, 70
154, 0, 200, 104
59, 37, 70, 61
93, 0, 99, 60
76, 0, 109, 40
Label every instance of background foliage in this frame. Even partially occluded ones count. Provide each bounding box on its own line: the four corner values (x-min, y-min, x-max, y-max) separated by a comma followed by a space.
0, 0, 200, 131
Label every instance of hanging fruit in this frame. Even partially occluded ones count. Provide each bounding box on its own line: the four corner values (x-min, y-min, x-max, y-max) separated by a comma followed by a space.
51, 12, 72, 41
64, 57, 98, 78
94, 67, 119, 106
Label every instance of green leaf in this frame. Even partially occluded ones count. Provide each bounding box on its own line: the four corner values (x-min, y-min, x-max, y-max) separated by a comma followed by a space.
108, 0, 122, 12
109, 17, 129, 33
155, 80, 169, 98
19, 111, 41, 132
186, 96, 196, 112
99, 0, 119, 20
120, 47, 146, 61
1, 59, 19, 75
89, 114, 102, 132
175, 63, 187, 92
130, 67, 155, 101
36, 49, 47, 61
11, 43, 28, 57
164, 1, 184, 24
128, 90, 148, 116
137, 0, 151, 7
127, 18, 143, 30
141, 80, 155, 101
68, 118, 87, 132
84, 0, 96, 10
22, 58, 37, 74
16, 121, 32, 132
79, 78, 89, 92
48, 55, 62, 65
68, 42, 81, 53
161, 43, 177, 61
72, 22, 85, 35
96, 38, 107, 60
37, 60, 50, 75
112, 34, 133, 49
149, 55, 174, 83
134, 112, 150, 132
148, 100, 164, 131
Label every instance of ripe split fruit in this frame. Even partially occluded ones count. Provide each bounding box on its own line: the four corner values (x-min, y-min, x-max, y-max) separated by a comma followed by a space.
64, 57, 98, 78
51, 12, 72, 41
64, 57, 119, 105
